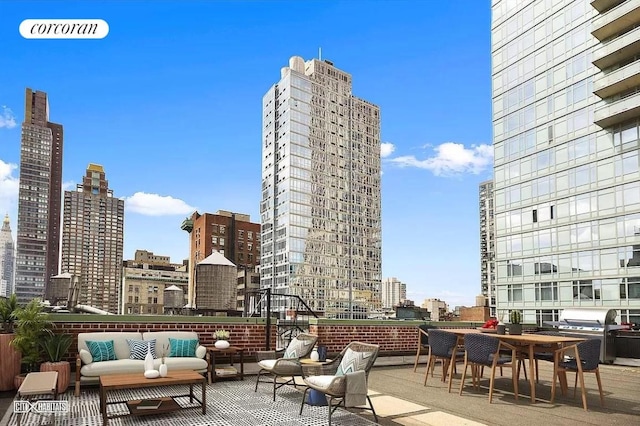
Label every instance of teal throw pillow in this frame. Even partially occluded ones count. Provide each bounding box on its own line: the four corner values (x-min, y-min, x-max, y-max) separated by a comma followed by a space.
86, 340, 116, 362
168, 338, 198, 357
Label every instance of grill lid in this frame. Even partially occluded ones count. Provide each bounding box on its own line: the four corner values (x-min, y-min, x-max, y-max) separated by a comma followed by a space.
559, 308, 617, 326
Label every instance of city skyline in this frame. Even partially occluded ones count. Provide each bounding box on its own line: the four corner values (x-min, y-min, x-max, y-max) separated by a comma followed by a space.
0, 1, 493, 308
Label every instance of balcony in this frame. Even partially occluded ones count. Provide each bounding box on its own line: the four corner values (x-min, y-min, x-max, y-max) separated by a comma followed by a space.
593, 25, 640, 70
591, 0, 625, 13
592, 0, 640, 41
594, 59, 640, 98
594, 90, 640, 127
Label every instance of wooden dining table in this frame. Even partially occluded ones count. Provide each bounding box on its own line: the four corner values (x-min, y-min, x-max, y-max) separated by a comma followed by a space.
442, 328, 585, 403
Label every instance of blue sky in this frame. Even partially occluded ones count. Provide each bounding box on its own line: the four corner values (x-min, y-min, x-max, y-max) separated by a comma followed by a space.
0, 1, 493, 308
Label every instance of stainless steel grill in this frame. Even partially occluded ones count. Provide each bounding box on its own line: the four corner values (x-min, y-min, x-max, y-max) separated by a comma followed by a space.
545, 308, 624, 363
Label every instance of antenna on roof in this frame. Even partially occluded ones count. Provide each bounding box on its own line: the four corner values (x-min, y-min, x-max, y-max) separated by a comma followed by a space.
319, 47, 322, 61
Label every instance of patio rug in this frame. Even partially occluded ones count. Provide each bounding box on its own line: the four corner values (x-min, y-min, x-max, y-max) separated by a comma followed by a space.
2, 379, 375, 426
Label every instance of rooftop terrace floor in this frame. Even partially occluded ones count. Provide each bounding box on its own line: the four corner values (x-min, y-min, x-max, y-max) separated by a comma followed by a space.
1, 355, 639, 425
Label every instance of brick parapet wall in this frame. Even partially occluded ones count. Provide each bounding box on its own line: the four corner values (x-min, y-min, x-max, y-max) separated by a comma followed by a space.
53, 317, 536, 367
52, 320, 276, 365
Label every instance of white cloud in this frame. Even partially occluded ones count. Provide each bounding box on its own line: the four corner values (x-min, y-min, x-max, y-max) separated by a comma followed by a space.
62, 180, 76, 191
0, 106, 17, 129
380, 142, 395, 158
387, 142, 493, 176
0, 159, 19, 213
125, 192, 196, 216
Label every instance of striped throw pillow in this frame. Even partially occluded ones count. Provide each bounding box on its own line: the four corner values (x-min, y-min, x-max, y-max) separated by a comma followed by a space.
127, 339, 156, 360
86, 340, 116, 362
168, 338, 198, 357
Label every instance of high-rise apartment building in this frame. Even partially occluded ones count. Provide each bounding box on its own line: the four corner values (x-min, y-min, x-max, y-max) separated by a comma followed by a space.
260, 56, 382, 319
479, 180, 496, 316
60, 164, 124, 313
381, 277, 407, 310
15, 88, 63, 304
0, 214, 16, 297
492, 0, 640, 325
184, 210, 260, 309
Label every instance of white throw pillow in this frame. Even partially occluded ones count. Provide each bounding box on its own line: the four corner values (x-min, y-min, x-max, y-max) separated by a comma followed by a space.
79, 348, 93, 365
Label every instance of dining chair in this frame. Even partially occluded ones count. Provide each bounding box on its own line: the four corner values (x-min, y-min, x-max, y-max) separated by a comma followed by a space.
254, 332, 318, 401
413, 324, 437, 372
530, 330, 560, 383
551, 339, 604, 411
300, 341, 379, 426
459, 333, 519, 403
422, 329, 464, 392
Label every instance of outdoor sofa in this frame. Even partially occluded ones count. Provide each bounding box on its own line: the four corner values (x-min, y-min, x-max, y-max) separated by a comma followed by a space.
75, 331, 208, 395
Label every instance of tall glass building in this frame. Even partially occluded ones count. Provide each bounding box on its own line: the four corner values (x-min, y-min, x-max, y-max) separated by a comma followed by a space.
492, 0, 640, 325
260, 56, 382, 319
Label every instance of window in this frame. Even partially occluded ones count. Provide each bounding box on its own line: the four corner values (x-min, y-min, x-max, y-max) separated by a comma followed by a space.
535, 282, 558, 301
508, 284, 523, 302
536, 309, 559, 326
535, 261, 557, 274
507, 260, 523, 276
573, 280, 597, 300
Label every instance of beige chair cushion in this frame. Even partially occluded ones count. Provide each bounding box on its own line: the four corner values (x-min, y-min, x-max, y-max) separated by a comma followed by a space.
80, 359, 145, 377
258, 359, 277, 370
78, 332, 143, 361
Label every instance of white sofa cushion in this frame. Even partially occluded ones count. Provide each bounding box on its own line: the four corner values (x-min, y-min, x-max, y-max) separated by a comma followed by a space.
78, 332, 143, 361
80, 359, 145, 377
79, 349, 92, 365
143, 331, 205, 359
154, 357, 208, 372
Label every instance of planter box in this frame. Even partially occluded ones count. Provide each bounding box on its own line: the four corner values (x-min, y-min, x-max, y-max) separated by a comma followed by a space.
0, 334, 21, 391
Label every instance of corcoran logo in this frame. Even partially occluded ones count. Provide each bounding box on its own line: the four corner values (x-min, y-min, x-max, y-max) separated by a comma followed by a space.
19, 19, 109, 39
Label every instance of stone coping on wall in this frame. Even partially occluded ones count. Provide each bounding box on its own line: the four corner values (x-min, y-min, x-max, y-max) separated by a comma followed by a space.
49, 314, 267, 324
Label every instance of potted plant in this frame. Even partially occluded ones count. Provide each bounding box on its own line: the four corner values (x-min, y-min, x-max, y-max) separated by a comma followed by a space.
508, 310, 522, 335
10, 299, 52, 388
40, 331, 73, 393
214, 329, 230, 349
0, 294, 21, 391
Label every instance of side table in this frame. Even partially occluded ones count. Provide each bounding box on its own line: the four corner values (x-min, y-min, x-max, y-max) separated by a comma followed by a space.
206, 346, 245, 384
300, 358, 333, 406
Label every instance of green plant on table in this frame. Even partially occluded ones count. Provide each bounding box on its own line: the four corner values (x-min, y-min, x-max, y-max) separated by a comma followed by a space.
509, 310, 522, 324
214, 329, 230, 340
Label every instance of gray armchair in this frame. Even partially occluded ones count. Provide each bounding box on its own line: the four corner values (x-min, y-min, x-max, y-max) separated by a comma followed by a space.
254, 332, 318, 401
300, 341, 379, 426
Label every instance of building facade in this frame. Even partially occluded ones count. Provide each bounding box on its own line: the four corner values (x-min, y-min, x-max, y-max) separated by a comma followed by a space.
121, 251, 188, 315
60, 164, 124, 313
479, 180, 496, 317
184, 210, 260, 309
381, 277, 407, 310
260, 56, 382, 319
15, 88, 63, 304
0, 214, 16, 297
492, 0, 640, 325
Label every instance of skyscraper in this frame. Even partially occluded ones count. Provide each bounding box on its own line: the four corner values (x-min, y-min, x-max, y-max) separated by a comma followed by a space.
381, 277, 407, 311
60, 164, 124, 313
479, 180, 496, 316
260, 56, 382, 319
15, 88, 63, 304
492, 0, 640, 325
0, 214, 16, 297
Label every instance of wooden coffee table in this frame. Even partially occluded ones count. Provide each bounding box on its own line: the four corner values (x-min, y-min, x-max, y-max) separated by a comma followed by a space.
99, 370, 206, 425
